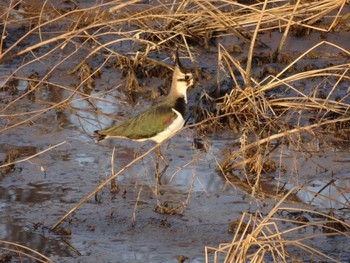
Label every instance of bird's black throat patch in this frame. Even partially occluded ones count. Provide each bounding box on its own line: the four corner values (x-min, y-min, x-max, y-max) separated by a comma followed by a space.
174, 97, 186, 117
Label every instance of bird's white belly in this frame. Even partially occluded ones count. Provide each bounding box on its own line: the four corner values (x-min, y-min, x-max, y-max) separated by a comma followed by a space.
138, 108, 185, 143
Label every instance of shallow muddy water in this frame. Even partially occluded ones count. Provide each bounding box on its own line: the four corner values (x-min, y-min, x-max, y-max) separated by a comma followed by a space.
1, 1, 350, 262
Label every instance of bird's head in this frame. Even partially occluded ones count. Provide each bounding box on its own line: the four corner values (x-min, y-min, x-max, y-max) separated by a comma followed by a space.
171, 51, 194, 102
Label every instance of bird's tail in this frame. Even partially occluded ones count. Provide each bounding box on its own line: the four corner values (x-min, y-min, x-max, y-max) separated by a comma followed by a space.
93, 130, 106, 142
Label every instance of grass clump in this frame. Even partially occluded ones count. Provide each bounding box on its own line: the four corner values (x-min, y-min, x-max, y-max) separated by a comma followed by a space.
206, 188, 350, 263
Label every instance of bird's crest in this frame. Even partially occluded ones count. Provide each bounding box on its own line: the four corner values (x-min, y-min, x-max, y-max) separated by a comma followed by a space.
175, 49, 184, 70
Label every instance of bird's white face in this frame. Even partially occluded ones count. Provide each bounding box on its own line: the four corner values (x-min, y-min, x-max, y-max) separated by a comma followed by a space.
172, 66, 193, 102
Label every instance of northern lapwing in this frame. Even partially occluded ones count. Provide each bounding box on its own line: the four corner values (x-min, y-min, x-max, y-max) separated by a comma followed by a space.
94, 52, 194, 185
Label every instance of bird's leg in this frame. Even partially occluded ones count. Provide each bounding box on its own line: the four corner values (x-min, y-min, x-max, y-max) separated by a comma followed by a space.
110, 178, 118, 193
155, 146, 169, 187
110, 147, 118, 194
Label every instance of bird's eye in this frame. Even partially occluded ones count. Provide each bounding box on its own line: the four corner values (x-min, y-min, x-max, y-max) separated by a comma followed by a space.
185, 75, 190, 80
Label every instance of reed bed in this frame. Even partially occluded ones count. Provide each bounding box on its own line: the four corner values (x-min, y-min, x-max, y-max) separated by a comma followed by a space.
1, 0, 348, 127
216, 41, 350, 174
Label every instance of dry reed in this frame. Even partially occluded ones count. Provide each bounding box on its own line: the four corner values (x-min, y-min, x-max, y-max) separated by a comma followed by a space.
206, 187, 350, 263
0, 240, 53, 263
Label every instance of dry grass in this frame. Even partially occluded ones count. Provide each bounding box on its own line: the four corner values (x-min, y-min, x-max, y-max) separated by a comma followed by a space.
1, 0, 348, 129
1, 0, 350, 262
214, 41, 350, 186
0, 240, 53, 263
205, 187, 350, 263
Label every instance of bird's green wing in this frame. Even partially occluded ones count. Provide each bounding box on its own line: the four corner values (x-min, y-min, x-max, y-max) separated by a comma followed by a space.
97, 104, 177, 140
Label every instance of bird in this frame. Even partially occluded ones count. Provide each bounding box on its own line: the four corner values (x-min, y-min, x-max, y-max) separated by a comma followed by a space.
94, 51, 194, 186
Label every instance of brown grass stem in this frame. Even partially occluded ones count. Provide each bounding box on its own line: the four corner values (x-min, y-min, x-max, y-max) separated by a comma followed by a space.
0, 240, 53, 263
245, 0, 268, 88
